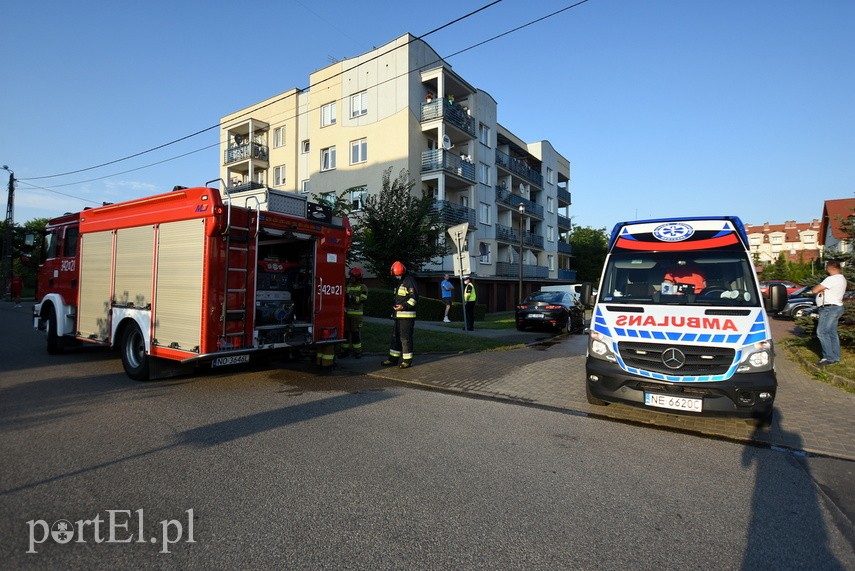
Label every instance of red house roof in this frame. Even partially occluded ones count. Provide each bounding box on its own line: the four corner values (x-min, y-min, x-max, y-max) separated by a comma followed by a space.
819, 198, 855, 244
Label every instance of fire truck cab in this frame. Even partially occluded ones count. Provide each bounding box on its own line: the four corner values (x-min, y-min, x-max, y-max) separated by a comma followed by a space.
33, 185, 351, 380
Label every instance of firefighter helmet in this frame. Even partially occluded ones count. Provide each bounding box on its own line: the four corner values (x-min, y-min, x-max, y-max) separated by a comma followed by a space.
349, 267, 363, 278
390, 261, 406, 276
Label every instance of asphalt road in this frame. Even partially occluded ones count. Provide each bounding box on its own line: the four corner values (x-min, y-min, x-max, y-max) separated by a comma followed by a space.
1, 304, 853, 569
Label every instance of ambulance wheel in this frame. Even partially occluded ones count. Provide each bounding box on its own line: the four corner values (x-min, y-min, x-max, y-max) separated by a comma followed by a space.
46, 310, 64, 355
121, 322, 150, 381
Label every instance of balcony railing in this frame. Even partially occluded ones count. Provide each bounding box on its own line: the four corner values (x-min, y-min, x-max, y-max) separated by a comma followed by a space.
226, 181, 266, 194
557, 214, 572, 229
421, 149, 476, 182
495, 149, 543, 188
557, 241, 572, 255
496, 224, 544, 249
421, 99, 476, 137
495, 187, 544, 218
495, 262, 548, 278
557, 268, 577, 280
430, 200, 476, 227
557, 187, 572, 205
224, 142, 269, 165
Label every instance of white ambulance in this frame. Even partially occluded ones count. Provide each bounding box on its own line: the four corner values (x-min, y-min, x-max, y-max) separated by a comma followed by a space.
583, 217, 787, 425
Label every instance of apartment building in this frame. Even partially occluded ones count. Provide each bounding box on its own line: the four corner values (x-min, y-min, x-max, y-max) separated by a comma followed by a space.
744, 220, 821, 264
819, 198, 855, 258
219, 34, 573, 312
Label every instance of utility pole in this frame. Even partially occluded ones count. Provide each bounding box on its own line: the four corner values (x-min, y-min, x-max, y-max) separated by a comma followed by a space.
1, 166, 14, 302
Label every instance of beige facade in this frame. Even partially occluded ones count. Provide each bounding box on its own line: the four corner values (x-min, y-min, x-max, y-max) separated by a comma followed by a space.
745, 220, 821, 264
219, 34, 573, 310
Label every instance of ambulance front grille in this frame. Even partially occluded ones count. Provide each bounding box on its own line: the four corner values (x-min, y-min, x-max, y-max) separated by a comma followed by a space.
618, 341, 734, 376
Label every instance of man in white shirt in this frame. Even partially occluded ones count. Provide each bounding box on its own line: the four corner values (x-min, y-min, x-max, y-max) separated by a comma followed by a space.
810, 260, 847, 366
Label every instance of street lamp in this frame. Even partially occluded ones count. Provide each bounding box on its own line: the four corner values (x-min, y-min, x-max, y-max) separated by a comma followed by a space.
1, 165, 14, 302
518, 202, 525, 303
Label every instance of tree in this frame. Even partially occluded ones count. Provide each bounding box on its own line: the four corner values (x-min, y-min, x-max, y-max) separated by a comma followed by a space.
355, 167, 443, 285
311, 187, 363, 264
568, 226, 609, 284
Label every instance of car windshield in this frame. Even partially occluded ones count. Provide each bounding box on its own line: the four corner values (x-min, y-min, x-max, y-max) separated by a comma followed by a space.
598, 251, 761, 307
526, 292, 563, 304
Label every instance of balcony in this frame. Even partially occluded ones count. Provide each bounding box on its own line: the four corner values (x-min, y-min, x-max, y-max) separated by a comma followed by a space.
226, 181, 266, 194
557, 214, 572, 229
430, 200, 476, 228
421, 149, 476, 182
496, 224, 544, 250
495, 261, 548, 279
421, 99, 476, 137
557, 187, 571, 206
557, 268, 577, 280
495, 149, 543, 188
557, 241, 572, 255
224, 142, 269, 165
495, 187, 544, 219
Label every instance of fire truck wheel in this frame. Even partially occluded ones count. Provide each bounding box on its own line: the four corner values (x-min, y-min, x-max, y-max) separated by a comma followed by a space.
46, 310, 64, 355
120, 322, 150, 381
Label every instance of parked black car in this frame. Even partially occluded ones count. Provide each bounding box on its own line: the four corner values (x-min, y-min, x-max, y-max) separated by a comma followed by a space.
774, 286, 815, 319
516, 291, 585, 333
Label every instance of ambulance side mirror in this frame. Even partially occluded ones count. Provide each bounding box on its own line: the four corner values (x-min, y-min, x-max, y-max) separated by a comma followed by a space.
580, 282, 594, 307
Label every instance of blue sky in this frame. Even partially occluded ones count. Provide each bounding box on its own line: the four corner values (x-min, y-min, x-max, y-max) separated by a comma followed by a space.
1, 0, 852, 233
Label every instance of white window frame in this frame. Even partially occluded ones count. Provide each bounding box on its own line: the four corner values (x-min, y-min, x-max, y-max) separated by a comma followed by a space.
547, 196, 554, 214
547, 167, 554, 184
478, 162, 490, 185
273, 127, 285, 148
479, 242, 491, 264
350, 91, 368, 118
350, 138, 367, 165
319, 192, 335, 207
548, 225, 555, 242
350, 186, 367, 211
321, 102, 337, 127
301, 140, 310, 154
548, 255, 555, 271
479, 123, 491, 147
301, 179, 310, 193
479, 202, 491, 226
321, 146, 337, 171
273, 165, 286, 186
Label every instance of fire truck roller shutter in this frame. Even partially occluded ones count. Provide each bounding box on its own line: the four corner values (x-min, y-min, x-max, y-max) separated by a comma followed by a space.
155, 219, 205, 352
78, 230, 114, 342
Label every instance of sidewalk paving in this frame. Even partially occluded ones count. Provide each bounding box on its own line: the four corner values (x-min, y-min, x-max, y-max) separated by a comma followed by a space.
339, 316, 855, 461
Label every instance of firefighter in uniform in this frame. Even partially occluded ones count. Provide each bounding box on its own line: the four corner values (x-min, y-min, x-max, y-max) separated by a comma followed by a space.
381, 261, 418, 369
340, 267, 368, 358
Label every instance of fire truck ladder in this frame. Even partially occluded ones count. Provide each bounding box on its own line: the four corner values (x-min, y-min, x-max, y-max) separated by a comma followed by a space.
220, 200, 258, 349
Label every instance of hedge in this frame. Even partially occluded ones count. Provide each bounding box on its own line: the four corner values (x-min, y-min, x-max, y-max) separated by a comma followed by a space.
364, 287, 486, 322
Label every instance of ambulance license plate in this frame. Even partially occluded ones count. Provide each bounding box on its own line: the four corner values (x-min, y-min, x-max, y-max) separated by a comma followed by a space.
212, 355, 250, 367
644, 393, 703, 413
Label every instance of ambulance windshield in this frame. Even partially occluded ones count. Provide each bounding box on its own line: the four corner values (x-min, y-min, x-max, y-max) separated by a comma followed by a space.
598, 251, 761, 306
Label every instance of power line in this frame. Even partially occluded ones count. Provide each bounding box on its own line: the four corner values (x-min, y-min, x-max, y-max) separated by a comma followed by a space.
20, 0, 504, 183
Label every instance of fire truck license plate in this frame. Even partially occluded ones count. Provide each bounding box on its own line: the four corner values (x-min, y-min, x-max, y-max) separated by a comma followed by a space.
644, 393, 703, 412
212, 355, 250, 367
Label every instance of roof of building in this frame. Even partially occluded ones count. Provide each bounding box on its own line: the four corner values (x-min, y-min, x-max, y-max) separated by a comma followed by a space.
819, 198, 855, 244
744, 219, 820, 244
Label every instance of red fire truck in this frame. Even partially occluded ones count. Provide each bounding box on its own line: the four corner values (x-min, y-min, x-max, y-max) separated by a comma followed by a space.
32, 185, 351, 380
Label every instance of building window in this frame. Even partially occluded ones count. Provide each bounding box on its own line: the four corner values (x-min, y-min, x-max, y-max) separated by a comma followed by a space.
301, 179, 310, 193
479, 242, 491, 264
479, 123, 491, 147
350, 138, 368, 164
479, 202, 491, 225
478, 162, 490, 185
350, 186, 367, 211
301, 140, 310, 154
273, 165, 286, 186
273, 127, 285, 148
548, 225, 555, 242
547, 196, 554, 214
321, 146, 336, 171
547, 167, 554, 184
321, 102, 337, 127
548, 255, 554, 271
319, 192, 335, 207
350, 91, 368, 118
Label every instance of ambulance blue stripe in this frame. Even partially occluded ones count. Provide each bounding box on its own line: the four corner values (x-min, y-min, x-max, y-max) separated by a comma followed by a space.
697, 334, 711, 343
653, 331, 666, 340
666, 332, 681, 340
727, 334, 741, 343
682, 334, 697, 342
744, 332, 766, 344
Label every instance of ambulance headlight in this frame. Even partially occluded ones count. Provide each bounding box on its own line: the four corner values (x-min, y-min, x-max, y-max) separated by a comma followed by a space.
589, 331, 616, 362
738, 340, 772, 372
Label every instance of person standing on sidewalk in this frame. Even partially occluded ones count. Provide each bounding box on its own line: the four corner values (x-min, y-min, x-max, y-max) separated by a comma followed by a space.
382, 261, 419, 369
463, 275, 476, 331
440, 273, 454, 323
340, 267, 368, 358
810, 260, 847, 366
